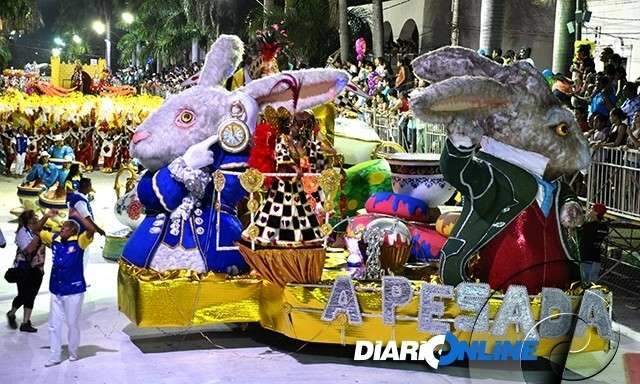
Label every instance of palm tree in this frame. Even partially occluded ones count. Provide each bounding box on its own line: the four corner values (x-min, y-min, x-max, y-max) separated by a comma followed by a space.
263, 0, 277, 28
0, 0, 42, 68
246, 0, 369, 67
552, 0, 577, 74
371, 0, 384, 58
338, 0, 350, 64
478, 0, 506, 53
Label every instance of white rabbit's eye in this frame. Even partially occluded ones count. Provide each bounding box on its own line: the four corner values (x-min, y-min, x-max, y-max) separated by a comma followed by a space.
176, 110, 196, 128
554, 123, 569, 137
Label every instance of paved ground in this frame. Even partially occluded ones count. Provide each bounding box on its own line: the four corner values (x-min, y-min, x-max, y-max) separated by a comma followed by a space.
0, 173, 638, 384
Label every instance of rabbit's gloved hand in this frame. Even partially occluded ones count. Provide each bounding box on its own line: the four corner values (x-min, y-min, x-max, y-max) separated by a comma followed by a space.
181, 135, 219, 169
560, 201, 585, 228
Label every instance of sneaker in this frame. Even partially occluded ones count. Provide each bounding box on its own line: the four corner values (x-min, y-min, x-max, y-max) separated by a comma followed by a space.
19, 321, 37, 333
44, 359, 61, 367
6, 312, 17, 329
69, 354, 79, 361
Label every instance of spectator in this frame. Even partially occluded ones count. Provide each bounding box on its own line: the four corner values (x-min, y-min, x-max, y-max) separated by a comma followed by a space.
357, 61, 370, 84
374, 57, 387, 79
626, 111, 640, 149
589, 75, 617, 119
620, 82, 640, 126
503, 49, 516, 65
599, 47, 614, 66
517, 47, 535, 67
579, 203, 609, 285
601, 108, 628, 147
587, 113, 610, 144
575, 44, 596, 75
574, 106, 589, 133
491, 48, 504, 64
398, 92, 410, 113
41, 214, 96, 367
552, 74, 574, 107
394, 57, 412, 92
6, 210, 51, 333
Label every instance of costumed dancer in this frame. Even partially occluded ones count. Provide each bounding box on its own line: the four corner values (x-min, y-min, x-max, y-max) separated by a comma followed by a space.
242, 106, 324, 247
229, 22, 289, 91
48, 134, 75, 164
76, 127, 95, 171
23, 153, 59, 189
410, 47, 591, 294
64, 163, 82, 193
98, 131, 119, 173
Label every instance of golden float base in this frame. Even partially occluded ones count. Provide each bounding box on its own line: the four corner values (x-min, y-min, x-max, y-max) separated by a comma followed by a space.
118, 262, 262, 327
117, 252, 610, 356
237, 242, 325, 287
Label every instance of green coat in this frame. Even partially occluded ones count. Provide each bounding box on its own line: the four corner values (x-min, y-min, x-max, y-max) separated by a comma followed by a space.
439, 139, 581, 286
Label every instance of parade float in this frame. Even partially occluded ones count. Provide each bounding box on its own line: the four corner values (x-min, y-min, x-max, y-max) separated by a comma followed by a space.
104, 163, 145, 261
115, 36, 614, 369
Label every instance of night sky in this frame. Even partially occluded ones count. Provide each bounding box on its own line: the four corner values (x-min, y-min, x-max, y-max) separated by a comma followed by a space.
8, 0, 58, 68
8, 0, 111, 69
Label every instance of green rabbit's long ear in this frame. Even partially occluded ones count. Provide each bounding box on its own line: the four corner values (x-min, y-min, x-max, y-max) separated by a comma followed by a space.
410, 76, 511, 123
198, 34, 244, 87
412, 46, 503, 83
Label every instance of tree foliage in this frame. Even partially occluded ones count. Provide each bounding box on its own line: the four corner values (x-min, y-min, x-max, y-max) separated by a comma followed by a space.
246, 0, 370, 67
0, 0, 42, 68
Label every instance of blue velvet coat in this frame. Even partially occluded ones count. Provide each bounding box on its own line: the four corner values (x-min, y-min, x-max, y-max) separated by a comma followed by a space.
121, 147, 249, 272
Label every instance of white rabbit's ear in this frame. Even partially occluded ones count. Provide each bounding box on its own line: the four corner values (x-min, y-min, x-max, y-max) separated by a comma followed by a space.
198, 34, 244, 87
240, 69, 350, 111
412, 46, 502, 83
410, 76, 511, 122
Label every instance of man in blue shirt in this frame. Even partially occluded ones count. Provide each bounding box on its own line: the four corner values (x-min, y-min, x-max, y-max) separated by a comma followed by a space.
589, 75, 617, 119
48, 134, 75, 166
40, 214, 96, 367
621, 82, 640, 126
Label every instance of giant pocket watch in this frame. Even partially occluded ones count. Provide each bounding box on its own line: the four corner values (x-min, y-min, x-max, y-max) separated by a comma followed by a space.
219, 101, 251, 153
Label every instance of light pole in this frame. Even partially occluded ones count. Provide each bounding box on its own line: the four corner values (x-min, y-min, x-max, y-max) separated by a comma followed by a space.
92, 20, 109, 68
93, 12, 134, 70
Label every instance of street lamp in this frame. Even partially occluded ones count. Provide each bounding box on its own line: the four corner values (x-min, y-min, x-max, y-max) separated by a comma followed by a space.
122, 11, 134, 25
72, 34, 82, 44
92, 19, 110, 69
92, 20, 106, 35
53, 37, 66, 47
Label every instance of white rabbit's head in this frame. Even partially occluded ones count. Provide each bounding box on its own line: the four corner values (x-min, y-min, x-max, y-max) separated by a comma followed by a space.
410, 46, 591, 180
131, 34, 350, 172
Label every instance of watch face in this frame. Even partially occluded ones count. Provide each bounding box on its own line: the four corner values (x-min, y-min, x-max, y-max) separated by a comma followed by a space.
220, 121, 249, 152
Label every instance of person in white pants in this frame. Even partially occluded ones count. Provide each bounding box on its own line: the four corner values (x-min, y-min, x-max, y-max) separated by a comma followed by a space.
38, 214, 96, 367
13, 129, 29, 176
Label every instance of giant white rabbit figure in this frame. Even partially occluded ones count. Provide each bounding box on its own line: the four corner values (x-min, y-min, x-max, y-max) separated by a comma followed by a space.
122, 35, 349, 274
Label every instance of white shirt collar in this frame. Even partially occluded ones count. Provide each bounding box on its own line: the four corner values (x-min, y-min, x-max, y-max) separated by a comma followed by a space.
479, 136, 549, 178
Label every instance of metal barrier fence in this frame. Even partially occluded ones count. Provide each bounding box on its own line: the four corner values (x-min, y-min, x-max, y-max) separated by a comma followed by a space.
361, 111, 640, 219
364, 110, 447, 154
587, 147, 640, 220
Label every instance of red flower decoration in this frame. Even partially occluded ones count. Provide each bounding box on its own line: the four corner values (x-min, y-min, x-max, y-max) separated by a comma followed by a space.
127, 200, 143, 220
